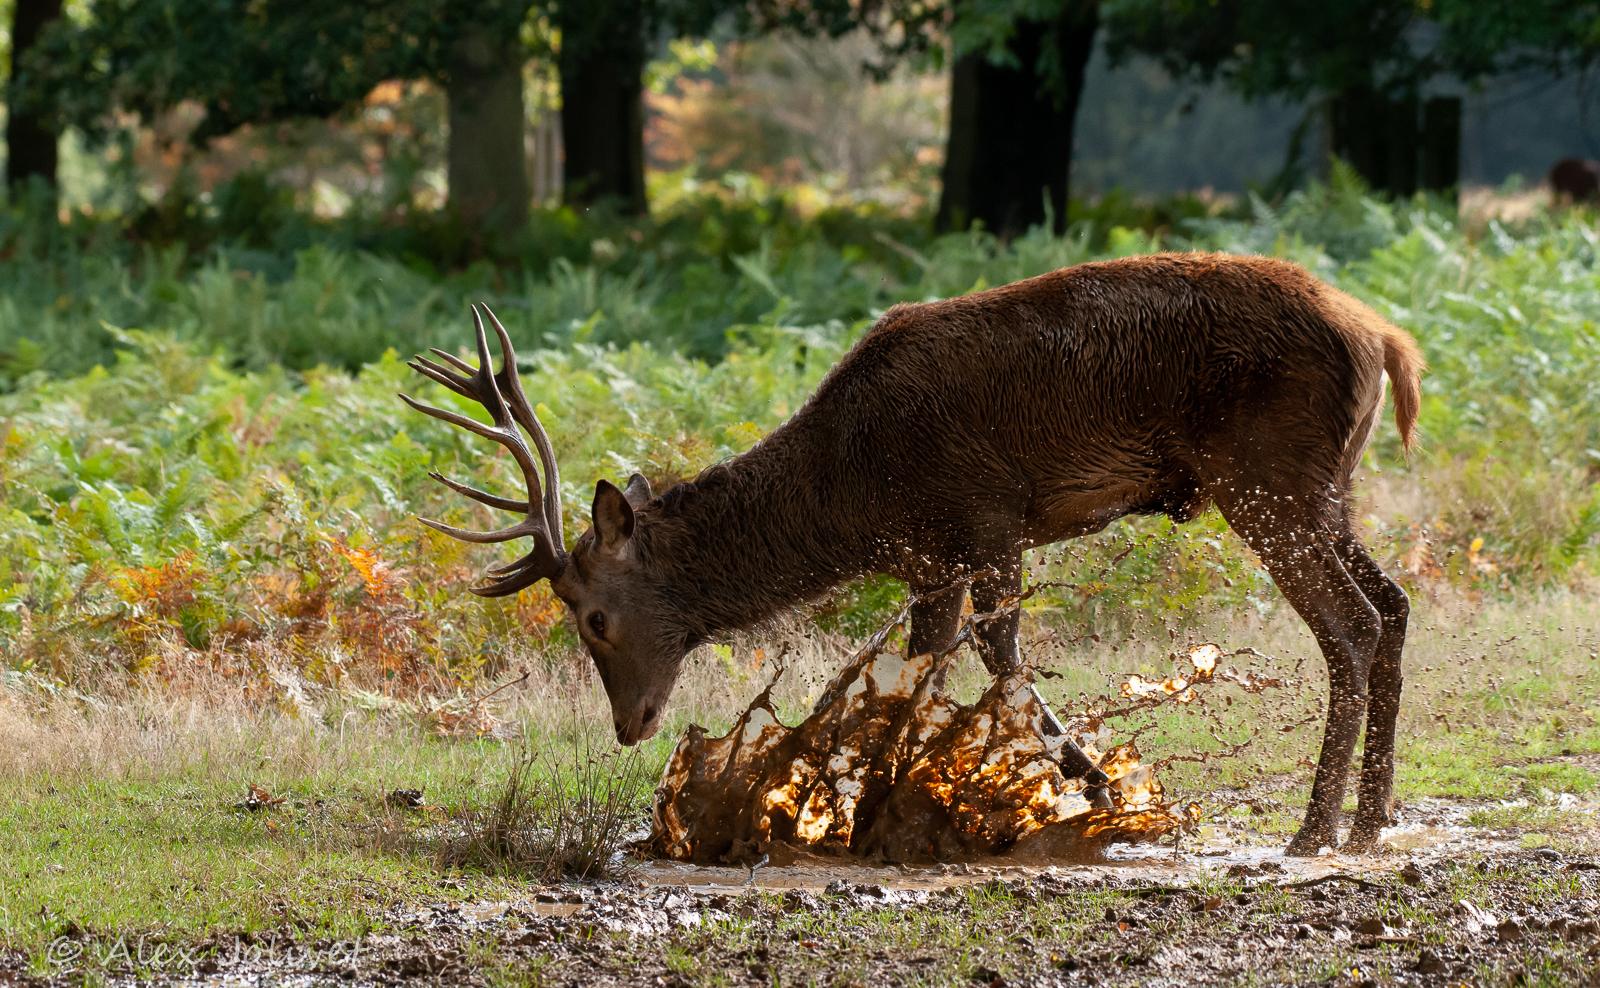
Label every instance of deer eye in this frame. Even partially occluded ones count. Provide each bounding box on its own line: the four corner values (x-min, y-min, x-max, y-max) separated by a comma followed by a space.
587, 612, 607, 639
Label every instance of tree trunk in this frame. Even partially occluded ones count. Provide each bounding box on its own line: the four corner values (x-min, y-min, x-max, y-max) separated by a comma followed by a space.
1419, 96, 1460, 196
1327, 87, 1389, 190
936, 2, 1098, 237
446, 31, 530, 234
557, 0, 647, 214
6, 0, 64, 196
1327, 88, 1459, 197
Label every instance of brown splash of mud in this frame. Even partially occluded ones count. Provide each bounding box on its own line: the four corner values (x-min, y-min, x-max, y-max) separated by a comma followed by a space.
649, 635, 1219, 865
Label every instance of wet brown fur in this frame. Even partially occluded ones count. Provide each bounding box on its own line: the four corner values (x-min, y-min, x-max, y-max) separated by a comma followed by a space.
569, 251, 1424, 855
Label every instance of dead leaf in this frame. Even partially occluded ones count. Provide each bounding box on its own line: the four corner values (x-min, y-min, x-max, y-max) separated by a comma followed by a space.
427, 703, 504, 739
237, 783, 285, 812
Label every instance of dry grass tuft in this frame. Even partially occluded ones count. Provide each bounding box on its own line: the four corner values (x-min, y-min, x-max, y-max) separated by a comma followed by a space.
432, 736, 655, 881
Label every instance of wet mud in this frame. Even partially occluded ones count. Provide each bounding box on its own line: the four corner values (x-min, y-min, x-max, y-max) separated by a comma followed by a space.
649, 637, 1231, 864
17, 835, 1596, 987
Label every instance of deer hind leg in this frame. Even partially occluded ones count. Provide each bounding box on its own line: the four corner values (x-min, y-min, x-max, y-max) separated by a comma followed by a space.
1334, 530, 1409, 852
1214, 484, 1382, 856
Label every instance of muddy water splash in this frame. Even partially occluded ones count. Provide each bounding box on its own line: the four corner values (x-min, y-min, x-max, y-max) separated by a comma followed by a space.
649, 636, 1223, 864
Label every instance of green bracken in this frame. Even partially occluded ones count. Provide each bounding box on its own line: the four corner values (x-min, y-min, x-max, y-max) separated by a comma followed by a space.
2, 179, 1597, 688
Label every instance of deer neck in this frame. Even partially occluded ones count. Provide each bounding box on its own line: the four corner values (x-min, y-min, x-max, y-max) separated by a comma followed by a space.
636, 433, 874, 640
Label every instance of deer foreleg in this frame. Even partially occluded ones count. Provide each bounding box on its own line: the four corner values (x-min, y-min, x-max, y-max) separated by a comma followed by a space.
907, 580, 968, 656
970, 563, 1113, 806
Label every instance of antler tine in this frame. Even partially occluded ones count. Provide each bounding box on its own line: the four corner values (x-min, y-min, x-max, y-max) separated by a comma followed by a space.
416, 515, 541, 544
400, 304, 568, 589
485, 557, 526, 577
428, 347, 476, 374
478, 303, 564, 546
407, 355, 473, 400
427, 471, 529, 513
470, 548, 552, 597
397, 392, 508, 445
468, 305, 511, 428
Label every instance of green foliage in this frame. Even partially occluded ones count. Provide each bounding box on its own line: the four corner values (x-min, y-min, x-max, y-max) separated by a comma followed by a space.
1432, 0, 1600, 78
762, 0, 1594, 112
0, 177, 937, 377
752, 0, 1099, 99
1102, 0, 1600, 98
1, 186, 1597, 686
1102, 0, 1416, 97
17, 0, 535, 141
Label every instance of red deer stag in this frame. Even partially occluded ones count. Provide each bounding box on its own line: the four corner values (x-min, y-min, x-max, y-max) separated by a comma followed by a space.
402, 253, 1423, 855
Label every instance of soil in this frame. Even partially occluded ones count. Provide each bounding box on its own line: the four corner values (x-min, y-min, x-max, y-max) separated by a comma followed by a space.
9, 814, 1598, 987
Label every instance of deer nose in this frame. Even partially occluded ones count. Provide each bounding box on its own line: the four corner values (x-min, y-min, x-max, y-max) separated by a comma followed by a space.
613, 703, 662, 746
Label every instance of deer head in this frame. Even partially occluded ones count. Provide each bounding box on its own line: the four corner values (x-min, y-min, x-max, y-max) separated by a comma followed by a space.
401, 305, 689, 744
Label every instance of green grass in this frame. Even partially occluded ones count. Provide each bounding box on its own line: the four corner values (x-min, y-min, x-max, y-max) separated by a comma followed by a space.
0, 698, 681, 957
7, 779, 445, 946
3, 777, 505, 957
3, 591, 1596, 959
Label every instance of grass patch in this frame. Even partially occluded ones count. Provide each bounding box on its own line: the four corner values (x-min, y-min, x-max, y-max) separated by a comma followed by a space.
0, 772, 514, 952
1516, 761, 1598, 795
1465, 803, 1595, 833
2, 590, 1597, 959
0, 692, 659, 955
432, 737, 654, 881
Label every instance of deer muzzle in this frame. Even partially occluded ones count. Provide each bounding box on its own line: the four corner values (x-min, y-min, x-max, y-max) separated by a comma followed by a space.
614, 701, 663, 746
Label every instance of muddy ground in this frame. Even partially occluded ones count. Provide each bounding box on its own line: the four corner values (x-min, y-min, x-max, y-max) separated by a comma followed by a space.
7, 805, 1598, 988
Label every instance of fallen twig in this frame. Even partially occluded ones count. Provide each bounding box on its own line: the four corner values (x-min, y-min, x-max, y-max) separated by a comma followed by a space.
1280, 873, 1387, 893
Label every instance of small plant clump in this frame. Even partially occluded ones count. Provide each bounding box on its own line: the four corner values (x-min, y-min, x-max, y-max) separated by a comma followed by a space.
434, 736, 656, 882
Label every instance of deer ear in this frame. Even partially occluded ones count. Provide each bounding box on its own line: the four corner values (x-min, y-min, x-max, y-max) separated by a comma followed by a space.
622, 472, 653, 507
592, 479, 636, 552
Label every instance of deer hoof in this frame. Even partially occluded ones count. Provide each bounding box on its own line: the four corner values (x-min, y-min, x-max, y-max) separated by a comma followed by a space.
1285, 825, 1338, 858
1340, 821, 1386, 855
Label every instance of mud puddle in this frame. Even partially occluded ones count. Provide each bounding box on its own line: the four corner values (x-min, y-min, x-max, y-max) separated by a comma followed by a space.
387, 796, 1572, 929
635, 796, 1562, 894
647, 637, 1272, 866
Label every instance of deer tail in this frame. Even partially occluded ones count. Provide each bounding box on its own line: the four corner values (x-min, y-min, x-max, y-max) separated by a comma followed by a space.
1379, 323, 1424, 453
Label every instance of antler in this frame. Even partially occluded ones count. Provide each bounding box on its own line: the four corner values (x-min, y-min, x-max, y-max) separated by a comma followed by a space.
400, 303, 566, 597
